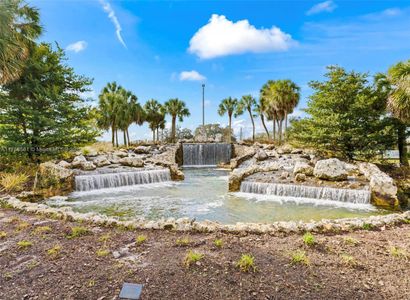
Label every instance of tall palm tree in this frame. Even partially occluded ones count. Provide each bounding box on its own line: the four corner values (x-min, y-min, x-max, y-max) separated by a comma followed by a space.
117, 89, 143, 146
255, 101, 270, 140
163, 98, 190, 143
218, 97, 238, 143
377, 60, 410, 166
0, 0, 42, 85
144, 99, 163, 142
236, 95, 257, 142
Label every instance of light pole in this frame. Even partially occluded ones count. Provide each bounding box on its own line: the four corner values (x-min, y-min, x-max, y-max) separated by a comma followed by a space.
202, 83, 205, 127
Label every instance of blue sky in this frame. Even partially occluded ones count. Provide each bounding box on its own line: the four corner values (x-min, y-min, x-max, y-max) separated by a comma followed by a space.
30, 0, 410, 141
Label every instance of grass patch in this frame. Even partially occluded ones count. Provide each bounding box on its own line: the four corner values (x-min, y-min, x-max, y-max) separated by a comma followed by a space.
96, 249, 110, 257
389, 246, 408, 259
184, 250, 204, 267
33, 226, 52, 235
66, 226, 90, 239
136, 235, 147, 245
343, 236, 359, 246
47, 245, 62, 258
176, 237, 191, 247
340, 254, 357, 267
302, 232, 316, 246
213, 239, 223, 248
362, 223, 373, 230
17, 240, 33, 250
98, 233, 111, 243
236, 254, 256, 272
0, 173, 29, 192
290, 250, 309, 265
16, 221, 30, 231
0, 231, 7, 239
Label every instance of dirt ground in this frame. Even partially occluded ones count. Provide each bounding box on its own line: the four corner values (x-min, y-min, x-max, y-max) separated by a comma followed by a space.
1, 208, 410, 300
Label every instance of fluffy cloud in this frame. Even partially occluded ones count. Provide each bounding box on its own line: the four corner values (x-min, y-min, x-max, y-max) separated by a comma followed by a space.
66, 41, 87, 53
306, 1, 337, 16
188, 14, 294, 59
99, 0, 126, 48
179, 70, 206, 81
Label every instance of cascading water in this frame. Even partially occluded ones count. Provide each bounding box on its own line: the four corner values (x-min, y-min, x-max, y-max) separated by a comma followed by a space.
240, 181, 371, 204
75, 169, 171, 191
182, 143, 232, 166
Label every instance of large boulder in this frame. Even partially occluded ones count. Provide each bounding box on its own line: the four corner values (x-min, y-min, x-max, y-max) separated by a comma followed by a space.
80, 161, 97, 171
39, 162, 74, 192
134, 146, 151, 154
113, 150, 128, 158
57, 160, 71, 169
119, 157, 144, 167
313, 158, 348, 181
293, 161, 314, 176
169, 164, 184, 181
254, 149, 268, 161
71, 155, 87, 168
228, 163, 279, 192
92, 155, 111, 167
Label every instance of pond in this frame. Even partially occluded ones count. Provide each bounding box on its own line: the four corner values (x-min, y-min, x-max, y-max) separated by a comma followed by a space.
47, 168, 386, 224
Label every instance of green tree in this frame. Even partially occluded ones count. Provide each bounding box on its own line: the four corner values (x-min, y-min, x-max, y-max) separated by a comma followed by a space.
218, 97, 238, 143
144, 99, 164, 142
376, 59, 410, 166
254, 101, 270, 140
0, 43, 99, 161
0, 0, 42, 84
163, 98, 190, 143
288, 66, 394, 160
236, 95, 257, 142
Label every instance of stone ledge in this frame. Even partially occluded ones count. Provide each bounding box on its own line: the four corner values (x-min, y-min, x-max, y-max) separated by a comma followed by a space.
1, 196, 409, 236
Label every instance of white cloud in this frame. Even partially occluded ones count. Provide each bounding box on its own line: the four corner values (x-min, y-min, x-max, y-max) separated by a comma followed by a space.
179, 70, 206, 81
306, 1, 337, 16
66, 41, 87, 53
99, 0, 127, 48
188, 14, 295, 59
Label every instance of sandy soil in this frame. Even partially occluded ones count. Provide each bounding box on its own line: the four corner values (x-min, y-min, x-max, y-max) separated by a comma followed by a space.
1, 208, 410, 300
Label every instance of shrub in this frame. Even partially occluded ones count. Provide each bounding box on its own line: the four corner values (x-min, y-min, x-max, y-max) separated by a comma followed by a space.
136, 235, 147, 245
67, 226, 90, 239
302, 232, 316, 246
362, 223, 373, 230
389, 246, 408, 259
96, 249, 110, 257
236, 254, 256, 272
33, 226, 52, 235
16, 221, 30, 231
184, 250, 204, 267
98, 234, 111, 243
214, 239, 223, 248
290, 250, 309, 265
47, 245, 62, 258
0, 231, 7, 239
17, 240, 33, 250
343, 237, 359, 246
0, 173, 29, 192
340, 254, 357, 267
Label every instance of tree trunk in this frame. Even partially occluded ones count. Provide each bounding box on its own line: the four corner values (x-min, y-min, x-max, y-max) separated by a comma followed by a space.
152, 129, 155, 142
126, 129, 130, 146
397, 122, 409, 166
115, 129, 118, 147
156, 128, 159, 142
273, 119, 276, 142
111, 124, 115, 146
284, 113, 288, 140
248, 108, 255, 142
172, 116, 177, 143
123, 130, 127, 146
261, 114, 270, 139
228, 114, 232, 143
278, 119, 283, 144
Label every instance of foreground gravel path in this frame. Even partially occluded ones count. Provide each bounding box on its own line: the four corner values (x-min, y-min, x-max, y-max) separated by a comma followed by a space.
1, 208, 409, 300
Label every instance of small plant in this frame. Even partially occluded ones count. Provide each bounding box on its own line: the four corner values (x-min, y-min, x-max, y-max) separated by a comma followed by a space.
340, 254, 357, 267
16, 221, 30, 231
214, 239, 223, 248
136, 235, 147, 245
0, 231, 7, 239
33, 226, 52, 235
236, 254, 256, 272
88, 279, 95, 287
96, 249, 110, 257
98, 233, 111, 243
176, 237, 191, 246
81, 148, 90, 155
343, 236, 359, 246
362, 223, 373, 230
8, 216, 21, 224
27, 260, 39, 269
302, 232, 316, 246
290, 250, 309, 265
67, 226, 90, 239
17, 240, 33, 250
47, 245, 62, 258
0, 173, 29, 192
184, 250, 204, 267
389, 246, 408, 259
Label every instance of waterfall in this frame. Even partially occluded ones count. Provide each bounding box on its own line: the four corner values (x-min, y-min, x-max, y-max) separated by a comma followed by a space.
240, 181, 371, 204
75, 169, 171, 191
183, 143, 232, 166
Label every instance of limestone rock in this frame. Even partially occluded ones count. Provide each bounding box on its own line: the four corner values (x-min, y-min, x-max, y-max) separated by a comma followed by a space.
71, 155, 87, 168
93, 155, 111, 167
293, 161, 313, 176
295, 173, 306, 182
313, 158, 348, 181
254, 149, 268, 161
134, 145, 151, 154
57, 160, 71, 169
169, 164, 184, 180
39, 161, 74, 180
113, 150, 128, 158
80, 161, 97, 171
119, 157, 144, 167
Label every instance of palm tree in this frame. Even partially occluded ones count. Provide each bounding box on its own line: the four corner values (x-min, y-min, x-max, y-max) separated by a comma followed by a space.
117, 89, 143, 146
218, 97, 238, 143
144, 99, 163, 142
236, 95, 257, 142
0, 0, 42, 84
255, 101, 270, 140
163, 98, 190, 143
377, 60, 410, 166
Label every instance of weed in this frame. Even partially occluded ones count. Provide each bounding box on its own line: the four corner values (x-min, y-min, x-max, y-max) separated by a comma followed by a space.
17, 240, 33, 250
0, 173, 29, 192
96, 249, 110, 257
8, 216, 20, 224
98, 233, 111, 243
176, 237, 191, 246
33, 226, 52, 235
389, 246, 408, 259
3, 272, 13, 280
343, 236, 359, 246
16, 221, 30, 231
214, 239, 223, 248
290, 250, 309, 265
340, 254, 357, 267
88, 279, 95, 287
236, 254, 256, 272
136, 235, 147, 245
184, 250, 204, 267
66, 226, 90, 239
27, 260, 39, 269
0, 231, 7, 239
302, 232, 316, 246
362, 223, 373, 230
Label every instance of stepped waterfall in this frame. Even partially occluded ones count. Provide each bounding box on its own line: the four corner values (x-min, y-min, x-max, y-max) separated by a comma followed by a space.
75, 169, 171, 191
182, 143, 232, 166
240, 181, 371, 204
